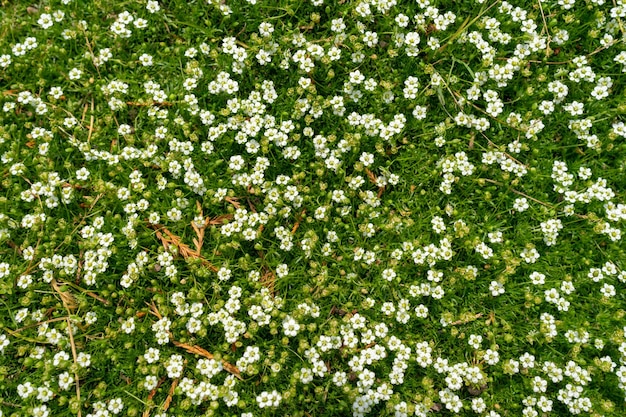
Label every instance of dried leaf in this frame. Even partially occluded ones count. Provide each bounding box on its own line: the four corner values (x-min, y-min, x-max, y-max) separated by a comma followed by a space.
208, 214, 232, 225
365, 168, 377, 185
330, 306, 347, 317
224, 196, 240, 209
290, 209, 306, 235
365, 168, 385, 197
467, 384, 487, 396
51, 280, 78, 311
430, 403, 443, 412
261, 266, 276, 297
147, 300, 163, 320
190, 202, 206, 256
149, 224, 217, 272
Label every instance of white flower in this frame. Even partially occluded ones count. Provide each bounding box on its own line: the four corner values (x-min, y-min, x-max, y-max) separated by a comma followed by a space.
484, 349, 500, 365
259, 22, 274, 37
165, 354, 184, 378
38, 13, 54, 29
359, 152, 375, 166
76, 167, 90, 180
146, 0, 160, 13
256, 390, 282, 408
139, 53, 153, 66
489, 281, 505, 296
468, 334, 482, 349
108, 398, 124, 414
513, 197, 529, 212
58, 371, 74, 390
282, 315, 300, 337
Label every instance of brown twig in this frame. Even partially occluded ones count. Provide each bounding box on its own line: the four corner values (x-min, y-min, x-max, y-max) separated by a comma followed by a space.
147, 300, 163, 320
478, 132, 528, 168
80, 102, 88, 124
67, 281, 110, 306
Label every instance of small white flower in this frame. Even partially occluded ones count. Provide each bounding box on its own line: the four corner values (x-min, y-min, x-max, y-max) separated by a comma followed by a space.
513, 197, 529, 212
139, 53, 153, 66
147, 0, 160, 13
76, 167, 90, 180
38, 13, 54, 29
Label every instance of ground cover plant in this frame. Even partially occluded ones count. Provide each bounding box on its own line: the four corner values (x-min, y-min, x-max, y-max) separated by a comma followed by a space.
1, 0, 626, 416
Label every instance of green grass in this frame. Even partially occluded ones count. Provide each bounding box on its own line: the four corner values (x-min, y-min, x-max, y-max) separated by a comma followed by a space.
1, 0, 626, 416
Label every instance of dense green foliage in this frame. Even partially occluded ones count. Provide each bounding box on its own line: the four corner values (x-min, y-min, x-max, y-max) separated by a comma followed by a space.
1, 0, 626, 416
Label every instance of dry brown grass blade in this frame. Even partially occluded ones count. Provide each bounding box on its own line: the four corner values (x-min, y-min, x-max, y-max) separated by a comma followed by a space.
147, 300, 163, 320
141, 376, 167, 417
87, 99, 95, 143
126, 101, 173, 107
191, 201, 206, 256
51, 280, 78, 311
172, 340, 242, 380
162, 378, 179, 412
172, 340, 213, 357
224, 196, 240, 209
66, 316, 82, 417
148, 377, 166, 401
148, 224, 218, 272
6, 240, 22, 256
84, 290, 110, 306
365, 168, 377, 184
365, 168, 385, 197
290, 209, 306, 235
208, 214, 233, 225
